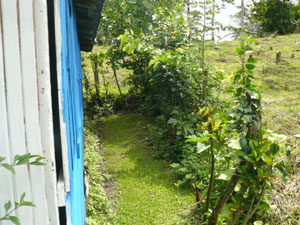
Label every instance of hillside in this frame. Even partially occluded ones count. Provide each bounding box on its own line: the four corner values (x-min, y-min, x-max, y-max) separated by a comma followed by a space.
207, 34, 300, 136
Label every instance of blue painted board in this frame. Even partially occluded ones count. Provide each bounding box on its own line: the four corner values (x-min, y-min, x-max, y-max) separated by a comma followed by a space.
59, 0, 85, 224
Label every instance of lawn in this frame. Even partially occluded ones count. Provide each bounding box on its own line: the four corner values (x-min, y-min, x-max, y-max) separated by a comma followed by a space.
97, 113, 198, 225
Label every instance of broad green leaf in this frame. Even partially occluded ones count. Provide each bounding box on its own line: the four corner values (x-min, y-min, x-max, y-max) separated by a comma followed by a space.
241, 35, 249, 41
244, 115, 252, 123
185, 137, 203, 143
22, 201, 35, 207
263, 156, 272, 165
30, 161, 45, 166
234, 182, 241, 192
217, 169, 235, 181
167, 118, 177, 125
149, 59, 156, 67
20, 192, 26, 203
234, 74, 241, 82
246, 64, 255, 70
250, 39, 258, 44
170, 163, 180, 168
197, 143, 210, 154
14, 155, 21, 162
9, 216, 20, 225
236, 47, 245, 56
4, 201, 12, 212
248, 57, 257, 64
228, 139, 241, 150
178, 167, 188, 173
0, 156, 5, 163
185, 174, 192, 179
270, 143, 280, 155
245, 45, 253, 51
16, 153, 31, 165
220, 203, 232, 219
224, 86, 234, 93
2, 163, 15, 174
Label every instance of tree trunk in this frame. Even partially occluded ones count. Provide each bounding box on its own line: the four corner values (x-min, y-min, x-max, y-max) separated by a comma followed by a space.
112, 62, 123, 98
208, 174, 240, 225
92, 64, 102, 107
101, 68, 109, 100
204, 139, 215, 220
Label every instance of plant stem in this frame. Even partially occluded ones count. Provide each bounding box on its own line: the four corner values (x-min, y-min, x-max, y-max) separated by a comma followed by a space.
203, 70, 208, 102
0, 205, 21, 221
92, 60, 102, 107
204, 138, 215, 217
208, 173, 240, 225
101, 68, 109, 100
211, 0, 215, 42
228, 211, 241, 225
242, 181, 266, 225
112, 62, 123, 98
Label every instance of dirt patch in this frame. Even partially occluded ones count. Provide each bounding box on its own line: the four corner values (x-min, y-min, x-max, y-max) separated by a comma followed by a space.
215, 58, 235, 63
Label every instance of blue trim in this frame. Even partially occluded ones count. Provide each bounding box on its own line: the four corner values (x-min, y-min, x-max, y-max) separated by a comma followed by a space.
60, 0, 85, 224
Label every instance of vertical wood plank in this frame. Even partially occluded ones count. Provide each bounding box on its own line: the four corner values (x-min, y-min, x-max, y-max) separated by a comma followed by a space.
33, 0, 60, 224
0, 1, 16, 224
18, 0, 49, 224
0, 0, 33, 224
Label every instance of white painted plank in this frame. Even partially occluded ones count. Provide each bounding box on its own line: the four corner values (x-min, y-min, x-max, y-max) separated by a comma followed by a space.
33, 0, 60, 224
55, 0, 71, 193
0, 3, 16, 224
18, 0, 49, 224
0, 0, 33, 224
57, 171, 66, 207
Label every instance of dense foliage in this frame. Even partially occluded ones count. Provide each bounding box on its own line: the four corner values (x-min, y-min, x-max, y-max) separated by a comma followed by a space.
250, 0, 300, 35
83, 0, 299, 224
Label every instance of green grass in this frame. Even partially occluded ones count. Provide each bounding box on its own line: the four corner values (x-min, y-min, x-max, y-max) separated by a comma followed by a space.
98, 113, 197, 225
206, 34, 300, 135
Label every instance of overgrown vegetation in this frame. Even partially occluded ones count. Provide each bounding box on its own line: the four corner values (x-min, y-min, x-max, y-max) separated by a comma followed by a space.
84, 118, 116, 225
83, 0, 300, 224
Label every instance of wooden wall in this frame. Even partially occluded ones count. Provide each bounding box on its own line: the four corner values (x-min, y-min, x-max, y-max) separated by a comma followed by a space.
0, 0, 59, 224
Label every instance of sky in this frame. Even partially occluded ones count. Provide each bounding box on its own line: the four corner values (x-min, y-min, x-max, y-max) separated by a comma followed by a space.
214, 0, 252, 41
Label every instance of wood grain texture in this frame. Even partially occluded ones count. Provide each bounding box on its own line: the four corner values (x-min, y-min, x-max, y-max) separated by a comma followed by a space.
1, 0, 33, 224
18, 0, 49, 224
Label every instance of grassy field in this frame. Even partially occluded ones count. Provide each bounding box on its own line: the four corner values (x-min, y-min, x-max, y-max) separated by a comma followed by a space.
207, 34, 300, 136
97, 113, 198, 225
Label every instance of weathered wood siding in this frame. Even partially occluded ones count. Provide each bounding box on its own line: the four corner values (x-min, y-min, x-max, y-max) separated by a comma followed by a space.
0, 0, 59, 224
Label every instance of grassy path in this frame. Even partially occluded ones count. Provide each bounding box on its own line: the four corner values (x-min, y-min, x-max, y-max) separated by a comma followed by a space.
98, 113, 197, 225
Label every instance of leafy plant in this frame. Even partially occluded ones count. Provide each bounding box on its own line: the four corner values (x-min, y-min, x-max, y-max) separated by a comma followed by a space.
208, 36, 289, 225
0, 154, 45, 225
